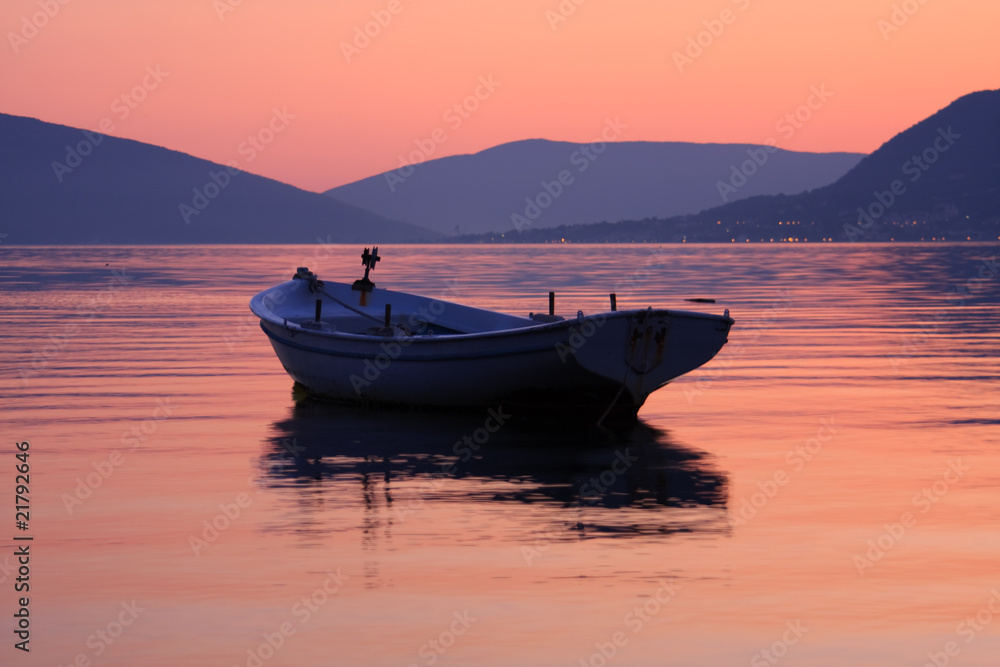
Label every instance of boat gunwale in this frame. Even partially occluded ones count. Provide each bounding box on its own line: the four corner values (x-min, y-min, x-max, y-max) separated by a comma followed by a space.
251, 281, 734, 346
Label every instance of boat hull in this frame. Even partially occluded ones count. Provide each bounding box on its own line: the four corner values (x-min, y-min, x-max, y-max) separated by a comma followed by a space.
252, 278, 733, 419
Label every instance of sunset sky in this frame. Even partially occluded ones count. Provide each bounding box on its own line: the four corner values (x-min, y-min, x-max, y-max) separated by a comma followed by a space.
2, 0, 997, 192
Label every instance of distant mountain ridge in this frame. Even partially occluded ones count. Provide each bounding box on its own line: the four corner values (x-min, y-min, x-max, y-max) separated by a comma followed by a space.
6, 89, 995, 246
461, 89, 1000, 243
325, 139, 865, 236
0, 113, 439, 244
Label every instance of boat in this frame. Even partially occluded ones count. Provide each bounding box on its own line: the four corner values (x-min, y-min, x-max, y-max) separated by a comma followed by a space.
250, 247, 734, 422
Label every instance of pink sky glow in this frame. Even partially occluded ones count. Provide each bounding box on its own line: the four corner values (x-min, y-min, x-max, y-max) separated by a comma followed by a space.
2, 0, 997, 192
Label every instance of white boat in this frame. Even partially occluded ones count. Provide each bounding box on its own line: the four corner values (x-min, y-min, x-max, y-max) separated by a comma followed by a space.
250, 248, 734, 421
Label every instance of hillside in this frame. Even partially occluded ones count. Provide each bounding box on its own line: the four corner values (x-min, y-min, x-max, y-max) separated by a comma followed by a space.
0, 114, 439, 244
460, 90, 1000, 243
325, 139, 864, 236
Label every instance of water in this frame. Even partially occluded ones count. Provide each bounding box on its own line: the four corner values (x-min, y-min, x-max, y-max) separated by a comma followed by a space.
2, 243, 999, 666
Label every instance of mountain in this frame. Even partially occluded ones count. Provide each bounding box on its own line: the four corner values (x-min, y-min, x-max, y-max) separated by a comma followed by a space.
0, 114, 439, 244
324, 139, 864, 236
463, 89, 1000, 243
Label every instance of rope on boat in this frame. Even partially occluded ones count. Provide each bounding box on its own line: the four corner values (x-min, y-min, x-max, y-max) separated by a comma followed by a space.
595, 308, 666, 427
316, 286, 384, 325
293, 268, 389, 326
595, 368, 631, 428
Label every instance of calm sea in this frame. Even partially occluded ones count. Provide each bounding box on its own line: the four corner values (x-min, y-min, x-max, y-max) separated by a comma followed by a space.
2, 243, 999, 667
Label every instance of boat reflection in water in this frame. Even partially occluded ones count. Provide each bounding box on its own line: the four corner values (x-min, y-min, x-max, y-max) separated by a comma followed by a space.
257, 395, 730, 542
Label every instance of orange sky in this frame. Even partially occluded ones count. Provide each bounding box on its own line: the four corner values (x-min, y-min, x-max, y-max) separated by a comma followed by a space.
2, 0, 997, 192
